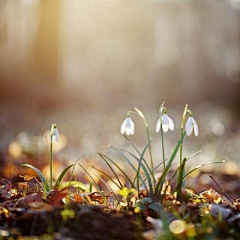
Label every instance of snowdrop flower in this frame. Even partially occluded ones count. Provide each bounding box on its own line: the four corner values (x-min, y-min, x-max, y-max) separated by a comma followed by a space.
51, 124, 60, 142
156, 113, 174, 133
185, 116, 199, 137
120, 116, 135, 135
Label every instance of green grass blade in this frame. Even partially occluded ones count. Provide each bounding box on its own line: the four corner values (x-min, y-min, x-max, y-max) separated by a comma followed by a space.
109, 146, 137, 173
171, 160, 224, 195
176, 151, 202, 200
98, 153, 123, 189
141, 160, 165, 184
122, 146, 153, 197
136, 140, 153, 195
154, 131, 186, 201
123, 134, 152, 174
93, 174, 120, 207
176, 158, 187, 201
22, 164, 50, 192
123, 134, 141, 154
78, 162, 102, 192
77, 165, 106, 204
55, 164, 74, 189
163, 158, 189, 198
134, 108, 154, 183
183, 160, 225, 181
100, 149, 135, 188
122, 147, 157, 185
161, 151, 204, 198
92, 165, 122, 189
109, 146, 149, 195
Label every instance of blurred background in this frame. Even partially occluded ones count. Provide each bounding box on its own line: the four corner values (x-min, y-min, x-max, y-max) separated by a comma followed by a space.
0, 0, 240, 185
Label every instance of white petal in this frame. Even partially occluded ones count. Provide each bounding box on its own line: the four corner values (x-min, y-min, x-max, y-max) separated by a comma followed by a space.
120, 118, 127, 135
162, 114, 169, 125
162, 114, 169, 132
129, 118, 135, 135
193, 118, 199, 136
162, 123, 169, 132
185, 117, 193, 136
155, 119, 161, 133
53, 128, 60, 142
126, 126, 131, 135
168, 116, 174, 131
126, 117, 131, 128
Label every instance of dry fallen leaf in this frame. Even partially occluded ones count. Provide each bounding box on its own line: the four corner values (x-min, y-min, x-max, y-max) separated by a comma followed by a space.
46, 190, 66, 207
16, 192, 43, 208
20, 175, 43, 193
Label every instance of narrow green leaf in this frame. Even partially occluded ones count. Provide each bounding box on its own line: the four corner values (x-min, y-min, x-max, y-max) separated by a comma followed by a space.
109, 146, 138, 173
176, 158, 187, 201
164, 151, 203, 195
122, 148, 153, 186
171, 160, 224, 195
136, 140, 153, 195
122, 147, 153, 197
55, 164, 74, 189
133, 108, 154, 186
162, 158, 189, 198
93, 174, 120, 207
183, 160, 225, 181
98, 153, 123, 189
98, 151, 134, 188
92, 165, 122, 189
78, 162, 102, 192
58, 180, 87, 192
154, 131, 186, 201
123, 135, 152, 174
141, 160, 165, 184
109, 146, 149, 195
22, 164, 50, 192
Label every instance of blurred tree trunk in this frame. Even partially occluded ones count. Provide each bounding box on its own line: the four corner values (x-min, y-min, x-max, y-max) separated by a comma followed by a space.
33, 0, 60, 84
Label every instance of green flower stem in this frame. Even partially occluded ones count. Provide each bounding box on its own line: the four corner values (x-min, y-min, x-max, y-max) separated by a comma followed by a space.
146, 124, 155, 187
179, 104, 188, 165
154, 131, 186, 201
176, 158, 187, 201
177, 104, 188, 200
50, 134, 53, 189
160, 124, 166, 170
134, 107, 155, 187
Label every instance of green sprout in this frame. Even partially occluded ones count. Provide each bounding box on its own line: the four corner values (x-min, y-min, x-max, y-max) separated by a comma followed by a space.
50, 123, 60, 188
22, 123, 86, 193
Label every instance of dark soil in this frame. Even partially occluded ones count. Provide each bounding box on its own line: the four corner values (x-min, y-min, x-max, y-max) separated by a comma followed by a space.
2, 203, 150, 240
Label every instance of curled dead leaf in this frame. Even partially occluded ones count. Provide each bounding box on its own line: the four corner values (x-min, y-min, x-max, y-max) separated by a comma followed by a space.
16, 192, 43, 208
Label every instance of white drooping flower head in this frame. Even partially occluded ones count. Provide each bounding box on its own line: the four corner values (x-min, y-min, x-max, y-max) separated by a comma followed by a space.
185, 113, 199, 137
155, 106, 174, 133
51, 123, 60, 142
120, 116, 135, 136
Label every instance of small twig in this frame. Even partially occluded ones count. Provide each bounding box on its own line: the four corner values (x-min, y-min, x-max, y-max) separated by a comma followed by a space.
209, 175, 234, 204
